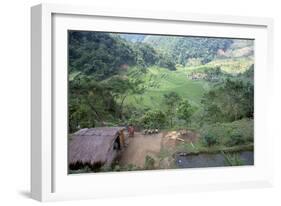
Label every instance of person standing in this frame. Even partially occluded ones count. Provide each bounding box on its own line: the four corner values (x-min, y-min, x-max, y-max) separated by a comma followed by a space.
128, 125, 135, 137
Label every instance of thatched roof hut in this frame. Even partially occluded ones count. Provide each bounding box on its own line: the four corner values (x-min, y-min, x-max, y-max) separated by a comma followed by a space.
69, 127, 125, 169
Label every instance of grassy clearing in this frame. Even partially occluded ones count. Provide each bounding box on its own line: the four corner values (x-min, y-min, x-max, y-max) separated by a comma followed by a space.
125, 66, 208, 110
205, 57, 253, 74
183, 57, 253, 74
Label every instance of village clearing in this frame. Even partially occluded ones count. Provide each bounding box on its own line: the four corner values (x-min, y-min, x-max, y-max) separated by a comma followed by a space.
119, 130, 199, 169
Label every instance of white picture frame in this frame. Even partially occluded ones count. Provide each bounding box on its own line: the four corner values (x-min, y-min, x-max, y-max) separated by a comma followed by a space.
31, 3, 274, 202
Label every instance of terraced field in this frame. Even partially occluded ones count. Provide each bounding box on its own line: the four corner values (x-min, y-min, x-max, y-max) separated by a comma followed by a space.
186, 57, 254, 74
124, 55, 253, 111
125, 66, 209, 109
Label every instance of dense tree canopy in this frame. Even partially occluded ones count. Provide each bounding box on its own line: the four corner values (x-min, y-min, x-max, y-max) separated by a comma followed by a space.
69, 31, 137, 79
201, 78, 254, 123
143, 36, 233, 65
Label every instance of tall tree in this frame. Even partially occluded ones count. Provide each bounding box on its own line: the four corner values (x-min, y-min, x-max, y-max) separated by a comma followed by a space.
163, 92, 182, 127
177, 100, 194, 126
105, 69, 146, 119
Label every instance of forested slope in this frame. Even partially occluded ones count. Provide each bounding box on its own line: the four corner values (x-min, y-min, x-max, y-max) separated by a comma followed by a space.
69, 31, 254, 134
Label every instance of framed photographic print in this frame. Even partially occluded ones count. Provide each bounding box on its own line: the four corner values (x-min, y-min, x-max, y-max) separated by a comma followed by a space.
31, 3, 274, 201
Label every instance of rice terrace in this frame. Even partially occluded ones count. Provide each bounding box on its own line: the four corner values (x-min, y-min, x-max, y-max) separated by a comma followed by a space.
68, 31, 254, 173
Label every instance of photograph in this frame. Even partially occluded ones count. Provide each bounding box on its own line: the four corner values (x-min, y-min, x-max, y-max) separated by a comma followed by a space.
67, 31, 254, 174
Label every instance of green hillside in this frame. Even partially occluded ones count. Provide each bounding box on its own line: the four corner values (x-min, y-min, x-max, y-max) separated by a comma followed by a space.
69, 31, 254, 132
120, 34, 253, 71
184, 57, 254, 74
206, 57, 254, 74
143, 36, 233, 65
125, 66, 208, 110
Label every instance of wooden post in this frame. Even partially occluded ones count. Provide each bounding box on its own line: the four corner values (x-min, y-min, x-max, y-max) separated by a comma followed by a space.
119, 130, 125, 148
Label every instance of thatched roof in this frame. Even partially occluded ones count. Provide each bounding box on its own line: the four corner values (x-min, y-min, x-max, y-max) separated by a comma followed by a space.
69, 127, 125, 165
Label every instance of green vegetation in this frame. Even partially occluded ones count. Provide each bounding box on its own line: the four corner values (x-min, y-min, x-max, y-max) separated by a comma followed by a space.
206, 57, 254, 74
125, 66, 206, 110
202, 134, 218, 147
163, 91, 182, 128
176, 99, 194, 126
144, 155, 156, 170
176, 142, 253, 155
222, 151, 245, 166
138, 110, 166, 129
143, 36, 233, 65
201, 79, 254, 122
68, 31, 180, 132
199, 118, 254, 147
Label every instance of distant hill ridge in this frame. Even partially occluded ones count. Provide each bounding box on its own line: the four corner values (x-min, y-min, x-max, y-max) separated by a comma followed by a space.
119, 34, 254, 65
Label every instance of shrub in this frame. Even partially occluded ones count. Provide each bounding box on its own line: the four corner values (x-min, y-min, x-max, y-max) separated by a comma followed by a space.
202, 134, 218, 147
144, 155, 155, 170
125, 164, 140, 171
113, 165, 121, 171
199, 118, 253, 146
99, 164, 118, 172
222, 152, 244, 166
140, 110, 166, 129
227, 131, 246, 146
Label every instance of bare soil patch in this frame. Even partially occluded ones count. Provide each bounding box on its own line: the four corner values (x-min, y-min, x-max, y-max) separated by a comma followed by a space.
119, 130, 200, 169
119, 132, 162, 168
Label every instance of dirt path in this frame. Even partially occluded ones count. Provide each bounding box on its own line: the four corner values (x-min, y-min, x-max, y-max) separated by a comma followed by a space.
119, 132, 162, 168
